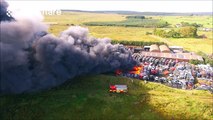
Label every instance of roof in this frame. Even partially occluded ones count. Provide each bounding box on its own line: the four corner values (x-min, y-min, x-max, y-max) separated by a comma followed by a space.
140, 52, 203, 61
144, 46, 150, 48
150, 44, 160, 52
159, 45, 170, 53
169, 46, 183, 49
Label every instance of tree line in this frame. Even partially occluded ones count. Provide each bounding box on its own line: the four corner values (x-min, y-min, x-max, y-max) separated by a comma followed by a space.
84, 16, 169, 28
111, 40, 167, 46
153, 26, 198, 38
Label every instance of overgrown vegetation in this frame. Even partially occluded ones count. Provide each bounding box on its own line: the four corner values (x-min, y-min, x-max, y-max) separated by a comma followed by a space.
1, 75, 212, 120
126, 16, 145, 19
154, 26, 198, 38
84, 16, 169, 28
189, 59, 204, 65
197, 52, 213, 66
111, 40, 167, 46
152, 16, 212, 28
189, 52, 213, 66
180, 22, 203, 28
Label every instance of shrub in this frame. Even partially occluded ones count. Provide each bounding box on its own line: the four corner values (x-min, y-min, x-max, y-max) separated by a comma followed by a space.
189, 59, 204, 65
154, 27, 198, 38
145, 32, 152, 35
126, 16, 145, 19
111, 40, 167, 46
179, 26, 198, 38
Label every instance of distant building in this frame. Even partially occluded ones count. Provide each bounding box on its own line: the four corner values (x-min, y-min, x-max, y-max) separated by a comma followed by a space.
134, 47, 143, 53
140, 52, 203, 62
169, 46, 183, 53
143, 46, 150, 51
175, 24, 182, 28
159, 45, 170, 53
200, 28, 213, 32
150, 44, 160, 52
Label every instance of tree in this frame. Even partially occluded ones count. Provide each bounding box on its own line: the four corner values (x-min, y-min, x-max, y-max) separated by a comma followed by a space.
153, 29, 167, 37
179, 26, 198, 38
189, 59, 203, 65
167, 29, 181, 38
181, 22, 203, 28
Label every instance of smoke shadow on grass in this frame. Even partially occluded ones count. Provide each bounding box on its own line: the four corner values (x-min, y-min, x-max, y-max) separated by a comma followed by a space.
0, 74, 166, 120
1, 75, 212, 120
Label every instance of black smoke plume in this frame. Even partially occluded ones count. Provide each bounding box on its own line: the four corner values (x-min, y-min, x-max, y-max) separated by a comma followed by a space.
0, 0, 136, 94
0, 0, 14, 22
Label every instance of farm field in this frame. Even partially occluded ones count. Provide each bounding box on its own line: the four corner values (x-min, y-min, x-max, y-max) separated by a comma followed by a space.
149, 34, 213, 54
88, 26, 158, 42
1, 75, 213, 120
44, 12, 212, 54
84, 17, 169, 28
152, 16, 213, 28
2, 1, 213, 120
44, 12, 126, 25
168, 38, 212, 54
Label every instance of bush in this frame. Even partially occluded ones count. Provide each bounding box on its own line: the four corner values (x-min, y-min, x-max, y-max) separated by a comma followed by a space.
154, 27, 198, 38
111, 40, 167, 46
167, 29, 181, 38
145, 32, 152, 35
126, 16, 145, 19
153, 29, 167, 37
189, 59, 204, 65
197, 51, 213, 66
181, 22, 203, 28
179, 26, 198, 38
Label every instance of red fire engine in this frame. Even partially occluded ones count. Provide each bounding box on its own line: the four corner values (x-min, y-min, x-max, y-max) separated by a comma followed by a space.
109, 85, 128, 93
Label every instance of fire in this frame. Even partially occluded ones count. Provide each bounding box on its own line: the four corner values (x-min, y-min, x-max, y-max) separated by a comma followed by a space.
128, 65, 143, 75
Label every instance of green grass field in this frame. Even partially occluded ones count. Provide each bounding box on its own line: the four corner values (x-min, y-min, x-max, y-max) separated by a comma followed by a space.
44, 12, 212, 54
1, 75, 212, 120
152, 16, 212, 28
1, 11, 212, 120
149, 34, 213, 54
84, 17, 169, 28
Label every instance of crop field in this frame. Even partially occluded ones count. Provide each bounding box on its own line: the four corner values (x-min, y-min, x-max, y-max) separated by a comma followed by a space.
152, 16, 213, 28
1, 75, 212, 120
44, 12, 126, 25
88, 26, 158, 42
44, 12, 212, 54
84, 18, 169, 28
168, 38, 212, 54
44, 12, 126, 36
149, 33, 213, 54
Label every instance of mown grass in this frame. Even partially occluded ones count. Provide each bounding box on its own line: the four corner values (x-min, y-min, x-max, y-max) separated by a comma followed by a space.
1, 75, 212, 120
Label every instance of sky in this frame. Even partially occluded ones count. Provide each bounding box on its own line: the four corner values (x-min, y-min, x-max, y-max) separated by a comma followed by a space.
7, 0, 213, 13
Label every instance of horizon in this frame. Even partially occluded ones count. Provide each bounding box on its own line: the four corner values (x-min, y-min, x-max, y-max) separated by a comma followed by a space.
7, 1, 213, 14
61, 9, 212, 13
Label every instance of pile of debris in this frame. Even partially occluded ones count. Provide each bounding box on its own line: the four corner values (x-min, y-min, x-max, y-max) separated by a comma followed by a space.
115, 55, 213, 92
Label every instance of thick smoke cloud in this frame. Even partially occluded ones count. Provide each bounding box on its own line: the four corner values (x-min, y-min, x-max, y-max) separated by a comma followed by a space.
0, 1, 136, 94
0, 0, 14, 21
